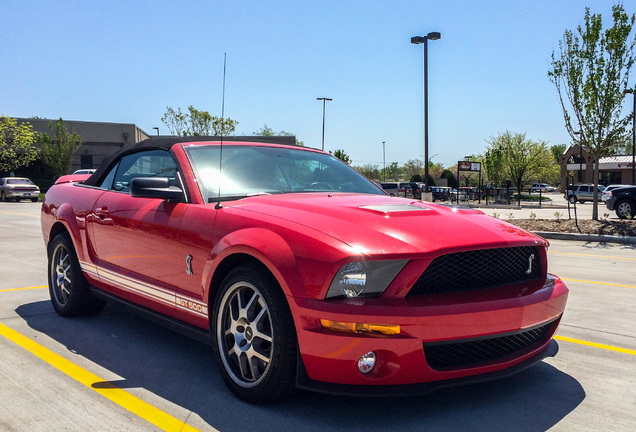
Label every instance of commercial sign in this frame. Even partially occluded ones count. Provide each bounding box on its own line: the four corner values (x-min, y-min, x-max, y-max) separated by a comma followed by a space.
458, 161, 481, 172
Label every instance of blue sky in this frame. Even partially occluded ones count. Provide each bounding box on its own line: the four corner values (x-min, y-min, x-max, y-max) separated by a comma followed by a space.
1, 1, 630, 168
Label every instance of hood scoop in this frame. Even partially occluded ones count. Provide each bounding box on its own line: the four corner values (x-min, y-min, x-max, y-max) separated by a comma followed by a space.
360, 204, 431, 213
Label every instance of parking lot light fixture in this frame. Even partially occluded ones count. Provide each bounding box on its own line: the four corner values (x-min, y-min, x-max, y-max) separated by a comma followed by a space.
382, 141, 386, 181
412, 32, 441, 193
316, 98, 332, 151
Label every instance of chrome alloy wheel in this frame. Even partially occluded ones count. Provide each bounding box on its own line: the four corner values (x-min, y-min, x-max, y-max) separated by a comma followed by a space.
51, 243, 72, 305
617, 201, 633, 218
216, 281, 274, 388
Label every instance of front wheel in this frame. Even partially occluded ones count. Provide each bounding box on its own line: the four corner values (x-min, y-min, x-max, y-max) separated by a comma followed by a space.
615, 199, 634, 219
48, 233, 105, 317
212, 265, 297, 403
568, 195, 576, 204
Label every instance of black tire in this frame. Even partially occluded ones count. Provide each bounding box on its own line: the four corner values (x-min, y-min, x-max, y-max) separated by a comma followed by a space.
568, 195, 576, 204
48, 233, 105, 317
31, 198, 38, 202
0, 191, 6, 202
212, 265, 297, 403
615, 199, 634, 219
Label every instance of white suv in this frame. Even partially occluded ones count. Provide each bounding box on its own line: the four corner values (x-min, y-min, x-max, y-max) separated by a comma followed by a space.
565, 184, 606, 204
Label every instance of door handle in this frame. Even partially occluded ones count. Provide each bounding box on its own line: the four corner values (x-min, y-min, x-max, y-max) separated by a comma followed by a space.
95, 207, 110, 219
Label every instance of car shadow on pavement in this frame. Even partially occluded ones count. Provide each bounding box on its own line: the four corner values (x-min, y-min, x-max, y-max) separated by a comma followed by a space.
17, 300, 585, 432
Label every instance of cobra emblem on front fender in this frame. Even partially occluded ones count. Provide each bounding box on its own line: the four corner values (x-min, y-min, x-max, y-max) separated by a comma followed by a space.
186, 255, 193, 276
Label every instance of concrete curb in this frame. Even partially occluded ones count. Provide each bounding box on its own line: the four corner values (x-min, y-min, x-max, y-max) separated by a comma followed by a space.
532, 231, 636, 244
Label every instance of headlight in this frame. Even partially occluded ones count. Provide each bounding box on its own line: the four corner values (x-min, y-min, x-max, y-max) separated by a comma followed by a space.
325, 260, 408, 299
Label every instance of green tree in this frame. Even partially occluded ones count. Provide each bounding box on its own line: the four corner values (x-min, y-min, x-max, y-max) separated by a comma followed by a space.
331, 149, 351, 164
550, 144, 567, 165
410, 173, 423, 182
487, 131, 553, 202
387, 162, 400, 181
402, 158, 424, 180
548, 4, 636, 219
356, 164, 380, 180
441, 169, 459, 189
37, 118, 82, 178
253, 124, 304, 146
483, 146, 506, 187
0, 116, 38, 176
161, 105, 238, 136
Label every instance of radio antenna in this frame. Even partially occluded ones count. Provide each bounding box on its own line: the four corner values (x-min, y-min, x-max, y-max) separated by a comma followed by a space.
215, 53, 227, 210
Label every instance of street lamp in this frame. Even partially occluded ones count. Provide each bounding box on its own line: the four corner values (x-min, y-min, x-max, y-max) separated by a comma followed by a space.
412, 31, 441, 193
316, 97, 332, 151
152, 127, 159, 136
382, 141, 386, 181
625, 89, 636, 185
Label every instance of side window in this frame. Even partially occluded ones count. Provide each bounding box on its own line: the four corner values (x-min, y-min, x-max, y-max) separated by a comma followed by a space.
112, 150, 178, 193
98, 163, 119, 190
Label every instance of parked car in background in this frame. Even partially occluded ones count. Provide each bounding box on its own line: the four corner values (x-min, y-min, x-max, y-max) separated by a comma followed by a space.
72, 169, 96, 175
0, 177, 40, 202
380, 182, 399, 196
40, 137, 568, 403
564, 184, 606, 204
601, 184, 634, 202
430, 186, 452, 202
405, 182, 422, 199
531, 183, 555, 193
605, 185, 636, 219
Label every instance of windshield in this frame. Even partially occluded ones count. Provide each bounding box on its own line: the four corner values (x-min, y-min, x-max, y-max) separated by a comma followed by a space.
7, 178, 34, 185
183, 144, 385, 202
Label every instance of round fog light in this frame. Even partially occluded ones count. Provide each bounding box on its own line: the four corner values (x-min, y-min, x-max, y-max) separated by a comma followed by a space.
358, 351, 376, 374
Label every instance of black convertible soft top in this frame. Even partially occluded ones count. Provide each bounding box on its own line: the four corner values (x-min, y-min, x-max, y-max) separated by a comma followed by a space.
83, 135, 297, 186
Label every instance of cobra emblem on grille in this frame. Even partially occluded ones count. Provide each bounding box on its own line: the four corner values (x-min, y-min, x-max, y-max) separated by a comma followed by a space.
525, 254, 535, 275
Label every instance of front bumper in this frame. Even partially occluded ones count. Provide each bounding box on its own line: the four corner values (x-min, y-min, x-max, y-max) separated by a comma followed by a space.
291, 275, 568, 389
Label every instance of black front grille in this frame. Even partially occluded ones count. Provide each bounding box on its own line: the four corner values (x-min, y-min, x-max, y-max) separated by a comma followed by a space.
407, 246, 542, 297
423, 320, 556, 371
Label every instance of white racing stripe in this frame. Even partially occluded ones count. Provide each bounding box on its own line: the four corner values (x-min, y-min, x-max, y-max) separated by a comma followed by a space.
80, 261, 208, 319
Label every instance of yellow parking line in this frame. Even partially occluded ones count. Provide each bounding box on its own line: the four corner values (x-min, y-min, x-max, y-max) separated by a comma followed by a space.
0, 210, 40, 218
555, 335, 636, 356
561, 278, 636, 289
548, 251, 636, 261
0, 285, 47, 293
0, 323, 207, 432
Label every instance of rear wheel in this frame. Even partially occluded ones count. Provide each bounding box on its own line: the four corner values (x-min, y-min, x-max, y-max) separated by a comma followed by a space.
212, 265, 297, 403
615, 199, 634, 219
48, 233, 105, 317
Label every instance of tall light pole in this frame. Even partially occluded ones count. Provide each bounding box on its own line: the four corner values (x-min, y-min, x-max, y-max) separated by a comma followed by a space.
382, 141, 386, 181
412, 31, 441, 193
316, 97, 332, 151
626, 89, 636, 185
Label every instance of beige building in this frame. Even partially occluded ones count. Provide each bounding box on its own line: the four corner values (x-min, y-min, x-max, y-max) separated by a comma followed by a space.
17, 118, 150, 173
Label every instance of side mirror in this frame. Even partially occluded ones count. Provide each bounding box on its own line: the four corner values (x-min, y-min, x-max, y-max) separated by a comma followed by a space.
130, 177, 183, 201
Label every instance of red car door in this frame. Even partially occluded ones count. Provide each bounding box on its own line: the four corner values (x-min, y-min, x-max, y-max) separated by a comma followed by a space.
87, 150, 198, 318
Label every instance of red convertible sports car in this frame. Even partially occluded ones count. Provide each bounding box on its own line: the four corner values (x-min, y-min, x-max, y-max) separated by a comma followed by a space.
41, 137, 568, 403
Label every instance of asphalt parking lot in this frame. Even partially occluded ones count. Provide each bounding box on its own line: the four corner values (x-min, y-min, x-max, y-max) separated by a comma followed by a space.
1, 201, 635, 432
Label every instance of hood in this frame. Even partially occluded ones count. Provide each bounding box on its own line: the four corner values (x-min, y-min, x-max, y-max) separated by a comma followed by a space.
226, 193, 545, 257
